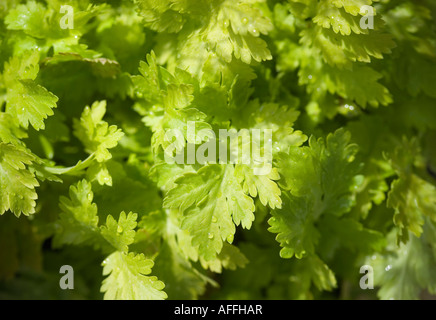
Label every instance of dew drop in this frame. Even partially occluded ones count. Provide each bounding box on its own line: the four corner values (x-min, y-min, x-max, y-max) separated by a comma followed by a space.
212, 216, 217, 223
208, 232, 214, 239
223, 20, 229, 28
227, 234, 234, 243
251, 28, 259, 37
385, 265, 392, 271
117, 225, 123, 233
87, 192, 93, 201
345, 104, 355, 111
242, 17, 249, 25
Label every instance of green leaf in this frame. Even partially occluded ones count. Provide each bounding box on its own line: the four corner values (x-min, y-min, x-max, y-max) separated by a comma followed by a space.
0, 143, 39, 217
153, 240, 210, 300
2, 50, 40, 84
101, 251, 167, 300
131, 52, 163, 104
387, 138, 436, 243
268, 192, 320, 259
372, 223, 436, 300
4, 0, 47, 38
164, 164, 255, 260
296, 255, 337, 292
3, 51, 59, 130
332, 0, 372, 16
136, 0, 189, 33
313, 2, 366, 35
235, 164, 282, 209
205, 0, 273, 64
269, 129, 361, 258
200, 242, 248, 273
0, 113, 27, 145
301, 26, 395, 67
318, 216, 386, 258
277, 129, 361, 215
74, 100, 124, 162
101, 211, 138, 253
133, 56, 212, 155
53, 179, 100, 247
7, 80, 58, 130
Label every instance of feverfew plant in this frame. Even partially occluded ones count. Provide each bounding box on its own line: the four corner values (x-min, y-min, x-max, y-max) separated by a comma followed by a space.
0, 0, 435, 300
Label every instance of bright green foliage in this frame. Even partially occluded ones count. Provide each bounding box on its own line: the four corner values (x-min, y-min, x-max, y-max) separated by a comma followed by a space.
2, 51, 58, 130
0, 143, 39, 217
0, 113, 27, 145
74, 101, 124, 163
235, 164, 282, 209
53, 179, 99, 247
132, 53, 212, 155
4, 1, 47, 38
101, 211, 138, 253
136, 0, 273, 64
73, 100, 124, 185
164, 164, 255, 261
53, 180, 167, 299
269, 129, 361, 259
387, 138, 436, 244
101, 251, 167, 300
371, 220, 436, 300
1, 0, 436, 301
